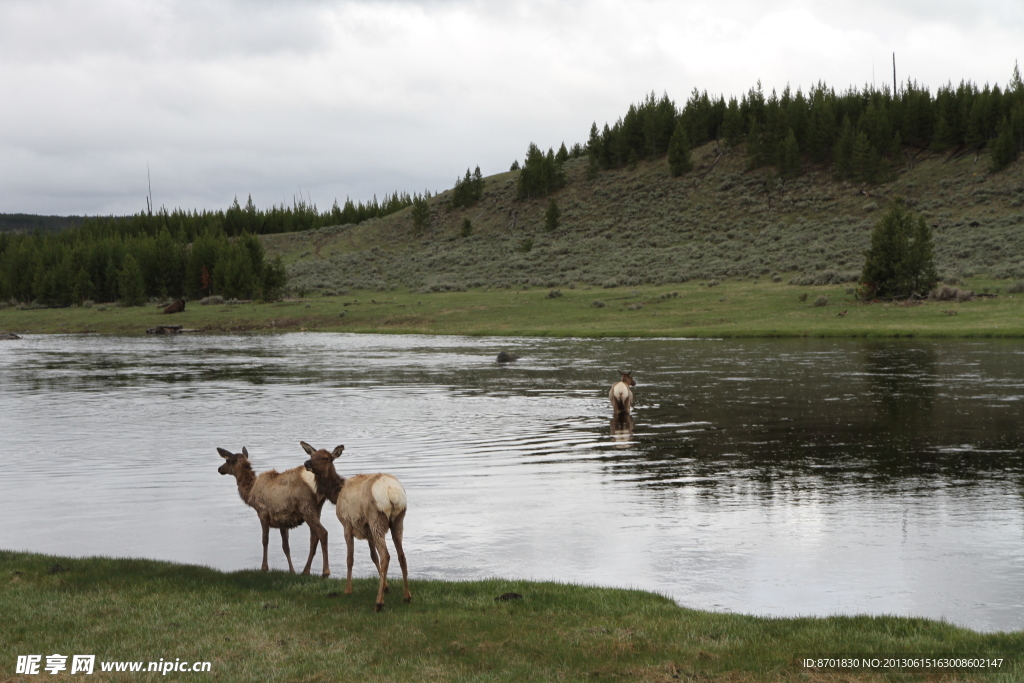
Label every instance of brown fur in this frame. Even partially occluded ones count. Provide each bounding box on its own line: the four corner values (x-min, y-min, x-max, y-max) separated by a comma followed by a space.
609, 370, 636, 415
163, 298, 185, 314
217, 446, 329, 576
301, 441, 411, 611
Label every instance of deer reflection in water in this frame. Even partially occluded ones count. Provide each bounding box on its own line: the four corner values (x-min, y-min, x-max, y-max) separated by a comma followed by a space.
610, 412, 635, 447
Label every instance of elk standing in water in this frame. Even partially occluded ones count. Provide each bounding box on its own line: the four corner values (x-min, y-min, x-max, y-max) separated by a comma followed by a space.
609, 370, 636, 416
217, 446, 330, 576
300, 441, 411, 611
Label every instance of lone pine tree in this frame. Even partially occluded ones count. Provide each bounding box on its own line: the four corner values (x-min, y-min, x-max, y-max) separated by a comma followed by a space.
860, 198, 937, 299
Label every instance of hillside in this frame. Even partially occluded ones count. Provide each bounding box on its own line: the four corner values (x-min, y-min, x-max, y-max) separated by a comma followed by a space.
264, 145, 1024, 295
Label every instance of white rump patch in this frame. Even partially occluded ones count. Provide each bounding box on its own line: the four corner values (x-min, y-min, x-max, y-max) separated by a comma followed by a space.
371, 476, 407, 519
300, 469, 317, 495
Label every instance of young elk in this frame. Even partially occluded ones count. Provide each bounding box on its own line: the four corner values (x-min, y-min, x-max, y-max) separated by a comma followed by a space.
300, 441, 411, 612
217, 446, 330, 577
609, 370, 636, 416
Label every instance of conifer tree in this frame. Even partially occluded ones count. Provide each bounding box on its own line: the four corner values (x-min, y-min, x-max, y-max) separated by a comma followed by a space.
720, 97, 744, 147
780, 128, 801, 178
852, 131, 880, 183
586, 152, 600, 180
460, 218, 473, 237
118, 254, 146, 306
556, 143, 569, 164
545, 199, 561, 231
517, 143, 565, 198
989, 117, 1019, 171
73, 267, 93, 304
807, 93, 837, 163
932, 116, 955, 150
745, 119, 764, 170
834, 117, 855, 179
411, 195, 430, 235
667, 120, 693, 176
260, 256, 287, 301
627, 148, 639, 170
860, 198, 936, 298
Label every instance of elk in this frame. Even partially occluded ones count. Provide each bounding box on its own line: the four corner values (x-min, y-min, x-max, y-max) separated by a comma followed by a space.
300, 441, 411, 611
609, 370, 636, 416
163, 298, 185, 314
217, 446, 330, 576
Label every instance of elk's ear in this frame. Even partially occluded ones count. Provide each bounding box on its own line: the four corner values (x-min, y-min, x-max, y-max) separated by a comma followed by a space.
241, 446, 249, 458
217, 447, 233, 459
300, 441, 316, 455
331, 445, 344, 460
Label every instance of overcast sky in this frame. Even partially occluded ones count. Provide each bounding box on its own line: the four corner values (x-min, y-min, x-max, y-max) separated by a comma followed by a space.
1, 0, 1021, 216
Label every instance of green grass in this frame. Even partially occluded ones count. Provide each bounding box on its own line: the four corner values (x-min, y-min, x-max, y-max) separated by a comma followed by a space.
1, 279, 1022, 337
2, 551, 1020, 682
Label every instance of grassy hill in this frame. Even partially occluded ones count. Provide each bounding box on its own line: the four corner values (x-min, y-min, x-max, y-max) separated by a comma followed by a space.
265, 145, 1024, 295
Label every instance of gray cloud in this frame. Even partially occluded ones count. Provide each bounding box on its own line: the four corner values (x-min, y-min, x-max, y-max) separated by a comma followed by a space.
1, 0, 1020, 215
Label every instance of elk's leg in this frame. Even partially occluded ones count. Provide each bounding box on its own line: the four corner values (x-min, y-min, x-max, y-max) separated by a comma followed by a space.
314, 500, 330, 578
260, 517, 270, 572
344, 526, 355, 595
280, 528, 295, 574
302, 517, 329, 578
391, 511, 411, 603
300, 523, 317, 576
371, 516, 391, 612
367, 538, 388, 592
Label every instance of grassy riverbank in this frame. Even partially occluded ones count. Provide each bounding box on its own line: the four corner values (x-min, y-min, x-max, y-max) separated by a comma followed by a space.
2, 551, 1020, 682
1, 278, 1022, 337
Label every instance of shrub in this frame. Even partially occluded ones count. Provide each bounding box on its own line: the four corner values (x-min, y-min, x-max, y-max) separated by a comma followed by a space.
813, 296, 829, 307
546, 289, 563, 299
200, 295, 225, 305
1006, 281, 1024, 294
591, 300, 606, 308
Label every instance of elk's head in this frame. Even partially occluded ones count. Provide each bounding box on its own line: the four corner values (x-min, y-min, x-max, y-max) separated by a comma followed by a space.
217, 446, 250, 475
300, 441, 344, 476
619, 369, 636, 387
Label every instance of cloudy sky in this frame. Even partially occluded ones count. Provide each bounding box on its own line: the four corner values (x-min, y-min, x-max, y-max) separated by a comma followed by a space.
1, 0, 1021, 216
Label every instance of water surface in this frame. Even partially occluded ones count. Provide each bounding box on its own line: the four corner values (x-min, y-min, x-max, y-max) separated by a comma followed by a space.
1, 334, 1022, 632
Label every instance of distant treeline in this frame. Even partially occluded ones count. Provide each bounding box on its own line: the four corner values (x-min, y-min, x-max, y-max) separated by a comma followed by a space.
0, 213, 85, 234
584, 65, 1024, 181
0, 189, 437, 306
0, 220, 287, 307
